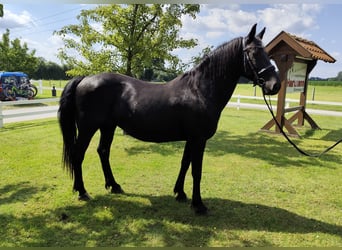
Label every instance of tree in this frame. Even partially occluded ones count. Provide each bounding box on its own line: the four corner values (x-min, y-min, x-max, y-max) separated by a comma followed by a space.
55, 4, 200, 77
190, 45, 214, 67
0, 4, 3, 17
32, 57, 71, 80
334, 71, 342, 81
0, 29, 38, 75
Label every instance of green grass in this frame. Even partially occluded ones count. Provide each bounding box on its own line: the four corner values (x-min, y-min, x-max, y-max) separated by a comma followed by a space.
309, 80, 342, 86
0, 108, 341, 247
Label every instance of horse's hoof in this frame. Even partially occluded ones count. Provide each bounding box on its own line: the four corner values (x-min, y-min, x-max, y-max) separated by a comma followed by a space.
191, 203, 208, 215
78, 192, 92, 201
111, 185, 124, 194
175, 192, 188, 202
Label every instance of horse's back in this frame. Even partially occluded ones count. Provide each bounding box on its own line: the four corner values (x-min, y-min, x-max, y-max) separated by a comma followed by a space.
73, 72, 172, 126
73, 72, 217, 142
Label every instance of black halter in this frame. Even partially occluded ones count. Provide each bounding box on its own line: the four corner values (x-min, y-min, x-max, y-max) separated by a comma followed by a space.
243, 39, 275, 88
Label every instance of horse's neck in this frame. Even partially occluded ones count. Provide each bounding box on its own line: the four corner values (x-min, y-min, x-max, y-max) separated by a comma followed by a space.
198, 42, 243, 111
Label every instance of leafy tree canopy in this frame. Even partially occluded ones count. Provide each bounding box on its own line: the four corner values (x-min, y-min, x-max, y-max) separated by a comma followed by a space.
55, 4, 200, 78
31, 57, 71, 80
0, 29, 39, 76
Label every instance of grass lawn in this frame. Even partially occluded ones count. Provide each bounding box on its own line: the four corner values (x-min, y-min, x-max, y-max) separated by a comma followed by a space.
0, 107, 341, 247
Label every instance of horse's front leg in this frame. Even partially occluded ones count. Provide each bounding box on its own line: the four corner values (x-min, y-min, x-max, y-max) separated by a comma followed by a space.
98, 126, 124, 194
190, 139, 208, 215
174, 141, 191, 202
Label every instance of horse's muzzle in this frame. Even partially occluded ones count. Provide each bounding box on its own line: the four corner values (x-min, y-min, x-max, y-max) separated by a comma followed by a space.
262, 76, 281, 95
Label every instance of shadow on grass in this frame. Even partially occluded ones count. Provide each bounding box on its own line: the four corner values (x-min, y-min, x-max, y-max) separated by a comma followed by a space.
123, 129, 342, 168
1, 189, 341, 247
0, 181, 41, 205
11, 102, 49, 107
0, 119, 57, 132
321, 128, 342, 142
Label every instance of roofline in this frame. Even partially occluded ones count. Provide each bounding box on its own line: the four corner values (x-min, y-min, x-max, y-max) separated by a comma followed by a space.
265, 31, 336, 63
265, 31, 311, 58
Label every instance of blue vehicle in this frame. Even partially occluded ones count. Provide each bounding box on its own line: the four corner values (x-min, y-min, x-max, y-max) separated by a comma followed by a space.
0, 71, 38, 101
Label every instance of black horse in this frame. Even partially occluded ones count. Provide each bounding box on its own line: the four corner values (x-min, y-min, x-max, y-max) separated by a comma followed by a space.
58, 24, 280, 214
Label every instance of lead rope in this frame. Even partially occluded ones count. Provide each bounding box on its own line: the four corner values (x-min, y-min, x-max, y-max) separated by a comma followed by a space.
262, 93, 342, 157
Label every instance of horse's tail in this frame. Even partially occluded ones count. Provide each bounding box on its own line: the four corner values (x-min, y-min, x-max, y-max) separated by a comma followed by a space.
58, 76, 85, 178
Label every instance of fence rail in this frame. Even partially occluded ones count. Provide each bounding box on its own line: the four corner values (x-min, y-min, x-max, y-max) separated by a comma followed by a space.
228, 95, 342, 117
31, 80, 63, 95
0, 98, 59, 128
231, 95, 342, 107
0, 95, 341, 128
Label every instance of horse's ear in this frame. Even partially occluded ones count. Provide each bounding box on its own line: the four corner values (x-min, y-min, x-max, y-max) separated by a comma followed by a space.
246, 23, 257, 44
256, 27, 266, 40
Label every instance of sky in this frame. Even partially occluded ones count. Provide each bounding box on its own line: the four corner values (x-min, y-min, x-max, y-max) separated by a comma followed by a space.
1, 2, 342, 78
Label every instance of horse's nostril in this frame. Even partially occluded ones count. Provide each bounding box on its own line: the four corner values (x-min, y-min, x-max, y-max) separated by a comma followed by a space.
263, 80, 281, 95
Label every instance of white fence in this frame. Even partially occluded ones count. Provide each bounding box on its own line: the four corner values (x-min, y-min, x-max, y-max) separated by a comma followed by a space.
31, 80, 64, 94
230, 95, 342, 110
0, 95, 341, 128
227, 95, 342, 117
0, 98, 59, 128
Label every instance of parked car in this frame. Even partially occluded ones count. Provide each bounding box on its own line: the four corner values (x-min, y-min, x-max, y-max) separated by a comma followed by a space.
0, 71, 37, 101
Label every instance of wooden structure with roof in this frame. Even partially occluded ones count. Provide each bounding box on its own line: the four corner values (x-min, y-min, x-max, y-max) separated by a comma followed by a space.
261, 31, 336, 137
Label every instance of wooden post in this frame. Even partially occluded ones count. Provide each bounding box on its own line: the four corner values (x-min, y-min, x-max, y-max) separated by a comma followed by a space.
261, 30, 335, 137
261, 53, 300, 137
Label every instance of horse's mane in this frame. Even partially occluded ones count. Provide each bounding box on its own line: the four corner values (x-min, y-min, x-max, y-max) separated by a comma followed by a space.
204, 37, 243, 79
186, 37, 243, 80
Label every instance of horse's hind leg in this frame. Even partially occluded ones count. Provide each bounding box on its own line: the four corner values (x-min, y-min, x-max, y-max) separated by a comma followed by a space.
98, 125, 124, 194
73, 128, 97, 201
174, 141, 191, 202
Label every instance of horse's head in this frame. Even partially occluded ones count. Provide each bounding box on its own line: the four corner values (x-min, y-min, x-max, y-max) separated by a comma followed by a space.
242, 24, 281, 95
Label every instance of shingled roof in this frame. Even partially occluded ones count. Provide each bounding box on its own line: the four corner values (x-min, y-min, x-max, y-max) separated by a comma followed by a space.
266, 31, 336, 63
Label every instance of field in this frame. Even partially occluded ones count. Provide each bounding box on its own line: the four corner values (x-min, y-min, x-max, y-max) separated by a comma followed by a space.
0, 106, 341, 246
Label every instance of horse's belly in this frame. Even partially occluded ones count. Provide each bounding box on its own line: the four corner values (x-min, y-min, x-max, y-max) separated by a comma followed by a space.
118, 118, 185, 142
117, 114, 217, 143
126, 131, 184, 143
116, 100, 217, 142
